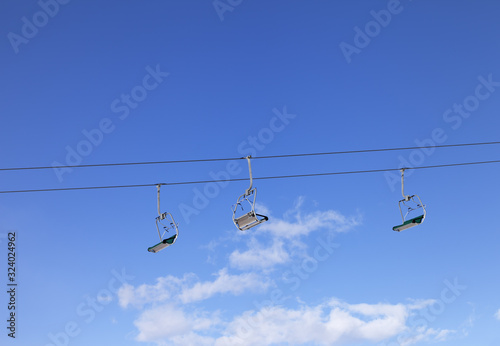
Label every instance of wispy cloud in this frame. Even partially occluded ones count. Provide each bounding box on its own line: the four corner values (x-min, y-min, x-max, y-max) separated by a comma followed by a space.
118, 273, 196, 309
398, 327, 455, 346
258, 197, 359, 239
178, 269, 271, 304
229, 238, 290, 270
118, 269, 270, 309
395, 302, 476, 346
229, 198, 360, 271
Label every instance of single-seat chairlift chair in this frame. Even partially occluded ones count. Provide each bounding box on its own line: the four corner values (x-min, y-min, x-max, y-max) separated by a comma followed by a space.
232, 156, 269, 231
392, 169, 426, 232
148, 184, 179, 253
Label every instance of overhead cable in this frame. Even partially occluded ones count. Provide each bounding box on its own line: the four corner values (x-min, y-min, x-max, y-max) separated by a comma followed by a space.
1, 159, 498, 194
1, 141, 499, 172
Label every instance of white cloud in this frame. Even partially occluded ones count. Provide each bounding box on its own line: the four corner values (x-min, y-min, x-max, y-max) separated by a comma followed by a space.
254, 201, 271, 218
129, 298, 455, 346
435, 329, 454, 341
118, 273, 196, 309
258, 209, 359, 240
398, 327, 454, 346
495, 308, 500, 320
406, 298, 436, 310
169, 332, 216, 346
229, 200, 360, 271
118, 269, 270, 309
229, 238, 290, 270
397, 302, 477, 346
459, 305, 476, 337
133, 304, 218, 343
215, 299, 410, 345
178, 268, 271, 304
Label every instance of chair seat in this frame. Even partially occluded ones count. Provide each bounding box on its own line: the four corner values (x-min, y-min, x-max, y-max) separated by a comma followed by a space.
148, 234, 178, 253
392, 215, 425, 232
235, 212, 268, 231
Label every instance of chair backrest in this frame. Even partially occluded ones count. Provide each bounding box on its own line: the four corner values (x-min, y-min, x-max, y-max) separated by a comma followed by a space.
164, 234, 177, 244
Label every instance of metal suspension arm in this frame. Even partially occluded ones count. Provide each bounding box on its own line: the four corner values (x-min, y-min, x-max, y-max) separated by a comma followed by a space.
157, 184, 163, 218
245, 156, 253, 196
401, 169, 410, 201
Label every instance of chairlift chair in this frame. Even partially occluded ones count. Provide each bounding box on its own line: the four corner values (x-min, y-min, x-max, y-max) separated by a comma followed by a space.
148, 185, 179, 253
232, 156, 269, 231
392, 169, 426, 232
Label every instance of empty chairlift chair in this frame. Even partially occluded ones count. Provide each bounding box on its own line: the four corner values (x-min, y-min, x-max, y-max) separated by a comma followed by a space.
232, 156, 269, 231
392, 169, 426, 232
148, 185, 179, 253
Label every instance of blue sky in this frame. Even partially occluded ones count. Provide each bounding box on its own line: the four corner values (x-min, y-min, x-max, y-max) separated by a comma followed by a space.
1, 0, 500, 345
